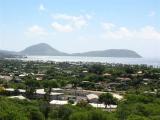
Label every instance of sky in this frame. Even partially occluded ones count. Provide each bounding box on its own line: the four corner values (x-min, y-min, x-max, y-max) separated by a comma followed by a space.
0, 0, 160, 58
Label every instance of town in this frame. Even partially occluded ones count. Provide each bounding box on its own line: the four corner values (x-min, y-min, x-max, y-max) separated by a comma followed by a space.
0, 59, 160, 120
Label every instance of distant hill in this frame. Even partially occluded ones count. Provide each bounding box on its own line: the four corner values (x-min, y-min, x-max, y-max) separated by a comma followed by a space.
72, 49, 141, 58
20, 43, 68, 56
0, 50, 22, 58
1, 43, 142, 58
20, 43, 141, 58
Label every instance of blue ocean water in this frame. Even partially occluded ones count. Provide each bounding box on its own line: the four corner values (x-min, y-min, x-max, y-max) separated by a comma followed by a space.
16, 56, 160, 67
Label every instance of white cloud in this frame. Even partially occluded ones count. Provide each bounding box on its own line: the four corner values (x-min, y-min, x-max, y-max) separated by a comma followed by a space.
102, 23, 160, 40
148, 11, 156, 17
26, 25, 48, 36
39, 4, 45, 11
51, 22, 73, 32
138, 26, 160, 40
51, 14, 91, 32
85, 14, 92, 20
102, 22, 116, 30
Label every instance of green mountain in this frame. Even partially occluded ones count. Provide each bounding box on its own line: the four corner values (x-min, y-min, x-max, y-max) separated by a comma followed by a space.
20, 43, 141, 58
72, 49, 141, 58
20, 43, 68, 56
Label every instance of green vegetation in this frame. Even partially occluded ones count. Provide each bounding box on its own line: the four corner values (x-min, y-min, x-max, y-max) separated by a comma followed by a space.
0, 93, 160, 120
0, 59, 160, 120
99, 93, 117, 108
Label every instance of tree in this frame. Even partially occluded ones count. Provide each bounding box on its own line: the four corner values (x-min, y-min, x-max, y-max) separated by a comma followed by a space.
69, 112, 88, 120
25, 79, 39, 99
127, 114, 149, 120
28, 107, 44, 120
70, 78, 81, 97
88, 64, 105, 75
99, 93, 117, 110
76, 100, 91, 109
42, 80, 59, 119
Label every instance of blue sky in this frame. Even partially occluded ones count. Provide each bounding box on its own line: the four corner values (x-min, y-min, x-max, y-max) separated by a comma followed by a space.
0, 0, 160, 58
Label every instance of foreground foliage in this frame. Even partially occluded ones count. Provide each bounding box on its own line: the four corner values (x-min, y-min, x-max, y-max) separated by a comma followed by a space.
0, 93, 160, 120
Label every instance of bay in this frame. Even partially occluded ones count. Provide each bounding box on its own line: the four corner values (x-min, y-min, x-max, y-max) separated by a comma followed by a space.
15, 56, 160, 67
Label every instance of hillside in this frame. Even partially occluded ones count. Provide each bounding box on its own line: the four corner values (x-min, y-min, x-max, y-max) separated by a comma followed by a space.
72, 49, 141, 58
21, 43, 141, 58
0, 50, 22, 58
1, 43, 142, 58
20, 43, 68, 56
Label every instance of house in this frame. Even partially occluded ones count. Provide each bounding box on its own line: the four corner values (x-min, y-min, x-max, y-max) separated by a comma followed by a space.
0, 75, 13, 81
36, 77, 43, 81
117, 77, 131, 81
86, 94, 99, 103
9, 95, 26, 100
5, 88, 15, 95
50, 100, 68, 106
89, 103, 105, 108
18, 89, 26, 95
5, 88, 15, 92
35, 74, 45, 77
111, 93, 123, 100
51, 88, 64, 93
143, 78, 151, 82
36, 89, 46, 95
106, 105, 117, 109
35, 74, 45, 81
82, 70, 88, 73
137, 71, 143, 74
67, 95, 77, 101
89, 103, 117, 109
36, 89, 64, 99
50, 92, 64, 100
19, 73, 28, 78
103, 73, 112, 77
131, 74, 138, 77
64, 84, 72, 89
144, 91, 156, 95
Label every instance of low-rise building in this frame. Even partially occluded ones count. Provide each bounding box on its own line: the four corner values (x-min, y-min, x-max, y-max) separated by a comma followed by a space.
9, 95, 26, 100
36, 89, 64, 99
89, 103, 117, 109
50, 100, 68, 106
86, 94, 99, 103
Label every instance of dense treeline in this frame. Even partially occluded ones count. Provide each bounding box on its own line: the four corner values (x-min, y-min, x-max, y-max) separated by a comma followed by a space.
0, 93, 160, 120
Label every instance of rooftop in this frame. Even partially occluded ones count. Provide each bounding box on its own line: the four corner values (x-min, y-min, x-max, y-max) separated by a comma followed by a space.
86, 94, 99, 100
50, 100, 68, 105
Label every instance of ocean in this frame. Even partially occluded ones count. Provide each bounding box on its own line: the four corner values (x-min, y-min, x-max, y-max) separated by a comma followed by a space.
14, 56, 160, 67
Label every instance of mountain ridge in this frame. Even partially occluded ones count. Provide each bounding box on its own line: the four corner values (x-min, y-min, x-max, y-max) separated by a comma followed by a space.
0, 43, 142, 58
20, 43, 141, 58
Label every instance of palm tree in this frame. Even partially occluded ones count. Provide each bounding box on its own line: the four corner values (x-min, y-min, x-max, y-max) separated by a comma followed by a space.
70, 78, 81, 97
99, 93, 117, 111
25, 75, 39, 99
42, 80, 59, 119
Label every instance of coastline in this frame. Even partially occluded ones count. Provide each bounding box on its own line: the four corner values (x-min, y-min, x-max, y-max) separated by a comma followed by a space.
5, 56, 160, 67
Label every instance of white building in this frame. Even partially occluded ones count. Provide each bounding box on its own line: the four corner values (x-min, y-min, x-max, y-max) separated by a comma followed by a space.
50, 100, 68, 105
9, 95, 26, 100
86, 94, 99, 103
89, 103, 117, 109
36, 89, 64, 99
